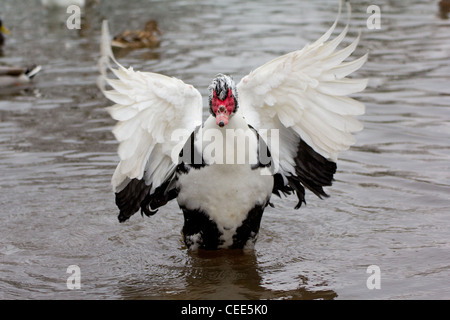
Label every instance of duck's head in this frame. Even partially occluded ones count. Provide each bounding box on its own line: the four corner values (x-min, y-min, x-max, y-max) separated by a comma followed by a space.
144, 20, 162, 35
208, 74, 238, 127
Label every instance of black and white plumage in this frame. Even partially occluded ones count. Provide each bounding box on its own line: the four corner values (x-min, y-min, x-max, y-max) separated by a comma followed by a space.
98, 1, 368, 250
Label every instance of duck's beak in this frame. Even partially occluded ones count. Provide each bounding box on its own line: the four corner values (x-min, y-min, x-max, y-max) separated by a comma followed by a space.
215, 105, 229, 127
0, 25, 10, 35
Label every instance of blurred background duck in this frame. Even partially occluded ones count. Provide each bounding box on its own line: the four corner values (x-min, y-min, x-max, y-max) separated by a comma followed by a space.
439, 0, 450, 19
0, 19, 10, 46
111, 20, 162, 49
0, 65, 41, 88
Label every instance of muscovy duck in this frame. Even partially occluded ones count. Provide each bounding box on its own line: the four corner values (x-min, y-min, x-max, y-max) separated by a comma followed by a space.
98, 1, 368, 250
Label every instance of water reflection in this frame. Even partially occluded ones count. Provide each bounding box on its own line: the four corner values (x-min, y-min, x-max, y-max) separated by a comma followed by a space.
184, 250, 337, 300
112, 46, 160, 60
118, 249, 337, 300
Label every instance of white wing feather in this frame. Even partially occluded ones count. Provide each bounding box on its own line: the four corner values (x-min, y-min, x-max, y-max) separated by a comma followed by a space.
237, 1, 367, 176
98, 21, 203, 193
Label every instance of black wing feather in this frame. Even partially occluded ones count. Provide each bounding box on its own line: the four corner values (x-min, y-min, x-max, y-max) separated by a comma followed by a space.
272, 138, 337, 209
114, 127, 203, 222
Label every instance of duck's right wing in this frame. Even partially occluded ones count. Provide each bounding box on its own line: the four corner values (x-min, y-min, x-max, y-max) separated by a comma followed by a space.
98, 21, 203, 221
237, 1, 368, 207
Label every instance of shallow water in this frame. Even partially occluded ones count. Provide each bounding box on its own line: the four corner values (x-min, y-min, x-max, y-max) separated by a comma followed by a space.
0, 0, 449, 300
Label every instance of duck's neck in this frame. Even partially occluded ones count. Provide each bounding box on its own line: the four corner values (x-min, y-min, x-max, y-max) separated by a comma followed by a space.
204, 110, 248, 131
200, 111, 257, 166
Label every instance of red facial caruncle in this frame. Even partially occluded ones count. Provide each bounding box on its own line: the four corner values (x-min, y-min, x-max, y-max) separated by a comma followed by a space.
212, 89, 235, 127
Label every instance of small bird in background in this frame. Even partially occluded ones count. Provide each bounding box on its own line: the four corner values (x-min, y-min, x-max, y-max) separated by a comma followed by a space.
0, 65, 42, 88
111, 20, 162, 49
439, 0, 450, 19
0, 19, 10, 46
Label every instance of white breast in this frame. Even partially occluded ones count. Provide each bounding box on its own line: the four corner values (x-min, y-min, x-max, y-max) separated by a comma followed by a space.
176, 112, 274, 247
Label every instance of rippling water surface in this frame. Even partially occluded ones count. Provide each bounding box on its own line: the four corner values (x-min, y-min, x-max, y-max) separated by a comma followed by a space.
0, 0, 449, 300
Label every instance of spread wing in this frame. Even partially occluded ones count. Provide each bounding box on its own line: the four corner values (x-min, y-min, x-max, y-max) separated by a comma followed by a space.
98, 21, 203, 220
237, 1, 368, 206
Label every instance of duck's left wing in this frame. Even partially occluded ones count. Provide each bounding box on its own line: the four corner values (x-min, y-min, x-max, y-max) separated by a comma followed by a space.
98, 21, 203, 221
237, 1, 368, 207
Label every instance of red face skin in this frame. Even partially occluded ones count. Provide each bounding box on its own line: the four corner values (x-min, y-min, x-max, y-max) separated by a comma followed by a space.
211, 89, 235, 127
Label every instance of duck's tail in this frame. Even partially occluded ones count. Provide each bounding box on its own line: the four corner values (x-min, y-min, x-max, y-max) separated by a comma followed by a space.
25, 65, 42, 79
